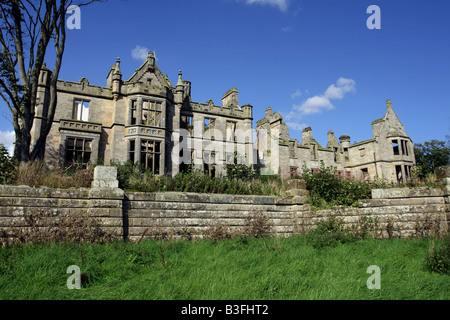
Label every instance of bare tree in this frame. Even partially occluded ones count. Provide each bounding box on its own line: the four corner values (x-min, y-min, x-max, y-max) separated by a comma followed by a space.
0, 0, 102, 162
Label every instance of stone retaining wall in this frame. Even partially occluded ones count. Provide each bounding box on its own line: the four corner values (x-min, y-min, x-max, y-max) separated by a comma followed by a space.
0, 167, 449, 243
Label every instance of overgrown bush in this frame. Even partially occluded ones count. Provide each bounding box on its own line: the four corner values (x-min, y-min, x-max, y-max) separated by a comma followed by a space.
110, 161, 283, 196
306, 217, 356, 249
0, 144, 16, 184
424, 234, 450, 275
302, 162, 374, 208
243, 212, 273, 238
225, 151, 255, 181
204, 221, 234, 242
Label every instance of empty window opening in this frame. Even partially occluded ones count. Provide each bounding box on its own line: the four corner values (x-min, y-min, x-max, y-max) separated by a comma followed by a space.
226, 152, 234, 164
401, 140, 409, 156
73, 99, 89, 122
140, 140, 161, 174
131, 100, 137, 125
203, 151, 216, 177
226, 121, 237, 142
395, 165, 403, 183
361, 168, 369, 180
180, 150, 194, 173
65, 137, 92, 168
129, 140, 136, 163
181, 114, 193, 133
142, 101, 162, 127
290, 167, 298, 178
129, 140, 161, 174
392, 140, 400, 156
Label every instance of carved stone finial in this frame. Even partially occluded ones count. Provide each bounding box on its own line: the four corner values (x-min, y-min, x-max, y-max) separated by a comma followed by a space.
114, 57, 122, 76
386, 99, 392, 108
177, 70, 183, 86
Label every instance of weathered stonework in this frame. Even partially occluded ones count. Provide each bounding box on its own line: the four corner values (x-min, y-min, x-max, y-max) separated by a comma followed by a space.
256, 101, 416, 182
33, 52, 414, 183
33, 53, 254, 178
92, 166, 119, 189
1, 173, 448, 243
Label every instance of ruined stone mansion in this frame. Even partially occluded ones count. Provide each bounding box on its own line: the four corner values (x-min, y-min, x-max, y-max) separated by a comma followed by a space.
32, 52, 415, 183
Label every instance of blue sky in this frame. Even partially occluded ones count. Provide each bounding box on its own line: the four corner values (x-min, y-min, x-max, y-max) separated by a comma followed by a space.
1, 0, 449, 153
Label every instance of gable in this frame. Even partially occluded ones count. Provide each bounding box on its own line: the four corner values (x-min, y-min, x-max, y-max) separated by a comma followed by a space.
126, 52, 172, 88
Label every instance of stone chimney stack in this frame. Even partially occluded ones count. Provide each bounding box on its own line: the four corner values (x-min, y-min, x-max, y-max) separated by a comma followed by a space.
222, 87, 239, 108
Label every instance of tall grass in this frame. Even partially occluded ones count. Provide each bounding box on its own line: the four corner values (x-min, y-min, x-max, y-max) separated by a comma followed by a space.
13, 161, 94, 188
0, 237, 448, 300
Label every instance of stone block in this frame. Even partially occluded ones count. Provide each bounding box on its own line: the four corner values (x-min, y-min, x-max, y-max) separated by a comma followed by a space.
284, 189, 309, 197
89, 187, 124, 200
372, 188, 444, 199
92, 166, 119, 188
290, 196, 307, 204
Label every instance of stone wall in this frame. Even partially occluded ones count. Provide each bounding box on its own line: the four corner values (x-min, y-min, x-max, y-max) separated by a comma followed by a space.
0, 185, 124, 241
0, 167, 449, 243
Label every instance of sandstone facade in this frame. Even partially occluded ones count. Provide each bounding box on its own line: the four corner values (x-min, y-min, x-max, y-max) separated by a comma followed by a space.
33, 52, 415, 182
256, 101, 416, 182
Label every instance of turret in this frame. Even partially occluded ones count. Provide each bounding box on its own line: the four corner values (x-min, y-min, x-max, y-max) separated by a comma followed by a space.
339, 135, 351, 161
175, 70, 185, 104
339, 134, 351, 148
112, 57, 122, 100
242, 104, 253, 119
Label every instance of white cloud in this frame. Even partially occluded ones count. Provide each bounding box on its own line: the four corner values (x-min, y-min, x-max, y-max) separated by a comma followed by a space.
324, 78, 356, 100
295, 77, 356, 115
290, 88, 302, 99
296, 95, 335, 115
243, 0, 290, 12
132, 45, 150, 61
281, 26, 292, 32
0, 130, 15, 156
283, 78, 356, 128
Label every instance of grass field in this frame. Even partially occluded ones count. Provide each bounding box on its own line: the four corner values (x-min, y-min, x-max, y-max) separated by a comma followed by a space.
0, 236, 448, 300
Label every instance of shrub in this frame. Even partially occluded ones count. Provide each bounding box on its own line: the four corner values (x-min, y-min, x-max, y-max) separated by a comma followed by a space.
243, 212, 272, 238
0, 144, 16, 184
225, 151, 255, 181
424, 235, 450, 275
306, 217, 356, 249
302, 162, 373, 208
110, 160, 145, 190
204, 221, 234, 242
110, 160, 283, 196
